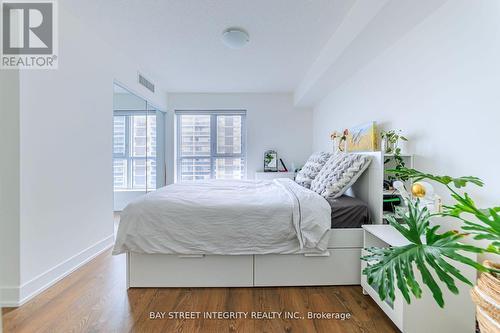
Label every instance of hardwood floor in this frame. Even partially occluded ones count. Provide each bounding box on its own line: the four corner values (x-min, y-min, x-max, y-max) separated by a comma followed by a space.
2, 250, 399, 333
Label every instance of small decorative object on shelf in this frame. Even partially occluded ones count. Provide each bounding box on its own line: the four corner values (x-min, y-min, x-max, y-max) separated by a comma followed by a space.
393, 180, 442, 214
263, 150, 278, 172
330, 129, 349, 154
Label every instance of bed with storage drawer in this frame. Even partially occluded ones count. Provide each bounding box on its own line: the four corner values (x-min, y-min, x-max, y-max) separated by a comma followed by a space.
113, 151, 383, 288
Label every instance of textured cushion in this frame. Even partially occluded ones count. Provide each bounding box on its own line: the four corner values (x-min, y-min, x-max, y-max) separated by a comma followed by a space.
295, 151, 332, 189
310, 153, 372, 199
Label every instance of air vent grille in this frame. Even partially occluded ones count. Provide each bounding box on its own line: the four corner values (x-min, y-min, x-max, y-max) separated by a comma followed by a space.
138, 73, 155, 93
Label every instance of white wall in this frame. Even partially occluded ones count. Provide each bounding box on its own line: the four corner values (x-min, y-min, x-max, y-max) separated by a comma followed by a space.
1, 4, 168, 306
312, 0, 500, 241
167, 93, 313, 181
0, 70, 21, 306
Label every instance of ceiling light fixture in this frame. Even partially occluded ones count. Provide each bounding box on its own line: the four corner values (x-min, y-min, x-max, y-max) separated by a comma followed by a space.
221, 28, 249, 49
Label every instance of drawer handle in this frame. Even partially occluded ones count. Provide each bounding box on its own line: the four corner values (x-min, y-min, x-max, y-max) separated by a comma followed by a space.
178, 254, 205, 258
304, 251, 330, 257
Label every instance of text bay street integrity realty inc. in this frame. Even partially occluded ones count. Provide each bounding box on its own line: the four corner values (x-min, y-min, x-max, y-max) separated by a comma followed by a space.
149, 311, 353, 321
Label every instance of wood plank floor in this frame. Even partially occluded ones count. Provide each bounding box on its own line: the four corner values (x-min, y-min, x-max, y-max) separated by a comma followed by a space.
2, 249, 399, 333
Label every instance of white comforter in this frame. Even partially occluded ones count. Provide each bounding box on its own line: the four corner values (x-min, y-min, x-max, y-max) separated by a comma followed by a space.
112, 178, 331, 255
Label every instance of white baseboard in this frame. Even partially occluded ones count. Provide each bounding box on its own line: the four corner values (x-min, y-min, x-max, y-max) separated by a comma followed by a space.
0, 234, 114, 307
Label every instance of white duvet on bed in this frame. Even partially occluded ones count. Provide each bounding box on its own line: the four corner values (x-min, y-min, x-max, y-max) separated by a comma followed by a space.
112, 178, 331, 255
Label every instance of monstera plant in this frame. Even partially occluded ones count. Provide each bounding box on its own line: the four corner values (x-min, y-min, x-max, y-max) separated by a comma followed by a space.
363, 167, 500, 309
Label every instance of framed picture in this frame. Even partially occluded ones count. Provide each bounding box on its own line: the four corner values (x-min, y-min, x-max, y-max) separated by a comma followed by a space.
264, 150, 278, 172
347, 121, 378, 152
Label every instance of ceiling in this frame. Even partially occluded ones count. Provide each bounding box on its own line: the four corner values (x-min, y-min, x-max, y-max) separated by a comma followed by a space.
63, 0, 355, 93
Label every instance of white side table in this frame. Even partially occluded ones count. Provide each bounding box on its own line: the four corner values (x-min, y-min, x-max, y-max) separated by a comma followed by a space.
361, 224, 476, 333
254, 172, 295, 180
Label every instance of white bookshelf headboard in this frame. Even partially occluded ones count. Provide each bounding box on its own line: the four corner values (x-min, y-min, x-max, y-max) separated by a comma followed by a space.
344, 151, 384, 224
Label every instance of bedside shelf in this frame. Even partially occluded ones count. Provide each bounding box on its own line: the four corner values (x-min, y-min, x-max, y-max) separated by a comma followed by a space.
383, 154, 413, 224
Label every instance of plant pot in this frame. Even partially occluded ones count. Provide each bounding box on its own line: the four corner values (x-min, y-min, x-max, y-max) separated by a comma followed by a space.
470, 260, 500, 333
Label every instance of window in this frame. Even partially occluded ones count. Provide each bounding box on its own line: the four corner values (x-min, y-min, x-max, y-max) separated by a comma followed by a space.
176, 110, 246, 182
113, 112, 157, 190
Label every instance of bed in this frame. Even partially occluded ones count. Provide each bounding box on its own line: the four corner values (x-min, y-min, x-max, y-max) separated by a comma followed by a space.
114, 151, 383, 288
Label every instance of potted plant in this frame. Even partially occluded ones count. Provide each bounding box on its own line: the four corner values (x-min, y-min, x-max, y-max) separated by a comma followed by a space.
363, 168, 499, 332
381, 129, 408, 154
381, 129, 409, 182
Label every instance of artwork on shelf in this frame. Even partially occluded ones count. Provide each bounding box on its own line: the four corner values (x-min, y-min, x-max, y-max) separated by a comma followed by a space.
264, 150, 278, 172
347, 121, 378, 152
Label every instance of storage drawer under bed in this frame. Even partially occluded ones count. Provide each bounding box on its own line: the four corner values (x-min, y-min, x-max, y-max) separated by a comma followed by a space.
129, 253, 254, 287
326, 228, 364, 248
254, 248, 361, 286
127, 229, 364, 288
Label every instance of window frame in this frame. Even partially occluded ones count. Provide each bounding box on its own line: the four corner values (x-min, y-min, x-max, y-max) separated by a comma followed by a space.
113, 110, 158, 190
175, 110, 247, 182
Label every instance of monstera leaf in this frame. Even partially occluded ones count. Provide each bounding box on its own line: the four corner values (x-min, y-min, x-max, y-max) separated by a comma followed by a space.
387, 168, 500, 255
444, 193, 500, 255
387, 168, 484, 188
362, 200, 486, 308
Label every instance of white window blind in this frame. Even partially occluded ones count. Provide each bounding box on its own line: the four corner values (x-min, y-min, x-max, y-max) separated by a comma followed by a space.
176, 110, 246, 182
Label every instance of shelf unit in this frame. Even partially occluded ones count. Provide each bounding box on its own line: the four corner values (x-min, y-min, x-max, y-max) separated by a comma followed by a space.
383, 154, 413, 223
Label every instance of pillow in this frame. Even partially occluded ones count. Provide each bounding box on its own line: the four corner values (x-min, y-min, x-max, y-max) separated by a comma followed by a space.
295, 151, 332, 189
310, 154, 372, 199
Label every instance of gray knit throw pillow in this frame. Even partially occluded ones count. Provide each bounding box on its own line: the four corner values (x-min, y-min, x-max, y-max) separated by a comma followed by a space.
310, 154, 372, 199
295, 151, 332, 189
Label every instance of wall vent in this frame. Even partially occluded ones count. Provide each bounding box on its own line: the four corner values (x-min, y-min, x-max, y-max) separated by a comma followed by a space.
138, 73, 155, 93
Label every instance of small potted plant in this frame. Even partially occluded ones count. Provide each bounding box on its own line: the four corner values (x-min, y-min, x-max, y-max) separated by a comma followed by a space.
381, 129, 408, 154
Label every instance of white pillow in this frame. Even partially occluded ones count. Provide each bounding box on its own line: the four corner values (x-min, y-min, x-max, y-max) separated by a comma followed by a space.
310, 154, 372, 199
295, 151, 332, 189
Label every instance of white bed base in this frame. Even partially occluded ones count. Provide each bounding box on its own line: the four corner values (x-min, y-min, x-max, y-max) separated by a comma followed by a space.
126, 152, 383, 288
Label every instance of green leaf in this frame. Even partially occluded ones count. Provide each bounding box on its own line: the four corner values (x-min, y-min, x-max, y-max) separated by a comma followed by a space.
362, 200, 485, 308
415, 250, 444, 307
385, 168, 484, 188
394, 261, 411, 303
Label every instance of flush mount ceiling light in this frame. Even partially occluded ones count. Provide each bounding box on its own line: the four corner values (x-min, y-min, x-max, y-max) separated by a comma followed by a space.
221, 28, 249, 49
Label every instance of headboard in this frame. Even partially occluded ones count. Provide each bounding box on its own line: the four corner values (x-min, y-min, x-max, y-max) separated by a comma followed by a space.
344, 151, 384, 224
